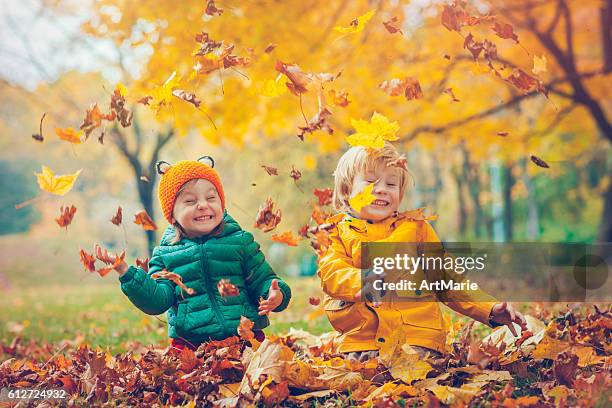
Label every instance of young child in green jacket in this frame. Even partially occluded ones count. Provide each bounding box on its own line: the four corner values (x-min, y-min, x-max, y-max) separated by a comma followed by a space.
104, 156, 291, 351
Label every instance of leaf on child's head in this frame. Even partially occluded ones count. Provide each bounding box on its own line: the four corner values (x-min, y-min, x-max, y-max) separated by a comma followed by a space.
349, 183, 376, 213
346, 112, 399, 149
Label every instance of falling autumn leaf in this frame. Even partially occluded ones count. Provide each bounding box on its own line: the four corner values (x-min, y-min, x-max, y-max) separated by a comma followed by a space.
55, 127, 83, 144
79, 249, 96, 273
31, 112, 46, 142
205, 0, 223, 16
497, 131, 509, 137
313, 188, 333, 206
329, 89, 350, 107
530, 155, 550, 168
333, 10, 375, 34
237, 316, 255, 341
152, 269, 196, 295
275, 61, 312, 95
110, 84, 133, 127
134, 210, 158, 231
271, 231, 300, 247
261, 165, 278, 176
444, 87, 460, 102
172, 89, 202, 108
532, 54, 548, 75
80, 103, 115, 139
379, 77, 423, 100
492, 21, 519, 43
94, 244, 127, 277
349, 183, 376, 213
387, 154, 408, 171
136, 257, 149, 273
346, 112, 399, 149
218, 279, 240, 298
35, 166, 82, 196
289, 166, 301, 182
383, 17, 403, 35
111, 206, 122, 226
254, 197, 282, 232
137, 96, 153, 105
55, 205, 77, 229
308, 297, 321, 306
297, 106, 333, 140
264, 43, 276, 53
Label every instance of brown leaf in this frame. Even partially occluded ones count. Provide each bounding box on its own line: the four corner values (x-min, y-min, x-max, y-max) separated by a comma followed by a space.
217, 279, 240, 298
79, 249, 96, 273
298, 224, 310, 238
383, 16, 403, 35
289, 165, 302, 181
497, 131, 509, 137
313, 188, 333, 206
441, 3, 490, 32
31, 112, 46, 142
379, 77, 423, 100
80, 103, 115, 139
205, 0, 223, 16
530, 155, 550, 168
134, 210, 158, 231
137, 96, 153, 105
237, 316, 255, 341
111, 206, 122, 226
55, 205, 77, 229
136, 257, 149, 273
151, 269, 196, 295
297, 106, 333, 140
387, 154, 408, 171
444, 87, 460, 102
172, 89, 201, 108
261, 164, 278, 176
275, 61, 312, 95
493, 21, 519, 43
254, 197, 282, 232
264, 43, 277, 53
271, 231, 300, 247
194, 32, 222, 56
329, 89, 350, 107
94, 244, 126, 277
309, 297, 321, 306
110, 87, 133, 127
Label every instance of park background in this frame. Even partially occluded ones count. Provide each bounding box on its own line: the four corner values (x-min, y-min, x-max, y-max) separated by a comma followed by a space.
0, 0, 610, 357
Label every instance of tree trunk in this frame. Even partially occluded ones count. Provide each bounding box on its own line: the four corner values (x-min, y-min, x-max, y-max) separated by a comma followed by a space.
521, 158, 540, 241
503, 162, 514, 241
598, 181, 612, 242
461, 144, 484, 239
452, 166, 467, 237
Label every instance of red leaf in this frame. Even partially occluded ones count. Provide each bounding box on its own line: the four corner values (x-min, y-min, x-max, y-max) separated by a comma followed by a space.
217, 279, 240, 298
55, 205, 77, 229
253, 197, 282, 232
111, 206, 122, 226
313, 188, 333, 206
261, 165, 278, 176
134, 210, 158, 231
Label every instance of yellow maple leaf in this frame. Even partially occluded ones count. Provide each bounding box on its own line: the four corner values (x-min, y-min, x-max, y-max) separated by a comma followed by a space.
35, 166, 83, 196
150, 71, 181, 112
55, 127, 83, 144
348, 183, 375, 212
532, 54, 547, 75
346, 111, 399, 149
333, 10, 376, 34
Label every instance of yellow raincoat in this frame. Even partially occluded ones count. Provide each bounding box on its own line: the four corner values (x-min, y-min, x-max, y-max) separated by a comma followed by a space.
317, 210, 498, 353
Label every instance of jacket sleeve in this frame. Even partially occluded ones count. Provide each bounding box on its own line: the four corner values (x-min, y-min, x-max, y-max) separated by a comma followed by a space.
118, 246, 177, 315
422, 221, 498, 327
317, 226, 363, 301
242, 231, 291, 312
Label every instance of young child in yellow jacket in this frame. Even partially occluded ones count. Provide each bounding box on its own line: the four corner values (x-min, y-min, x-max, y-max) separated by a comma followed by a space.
318, 143, 527, 360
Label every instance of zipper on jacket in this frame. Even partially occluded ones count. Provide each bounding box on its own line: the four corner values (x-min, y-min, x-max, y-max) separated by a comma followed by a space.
198, 238, 229, 338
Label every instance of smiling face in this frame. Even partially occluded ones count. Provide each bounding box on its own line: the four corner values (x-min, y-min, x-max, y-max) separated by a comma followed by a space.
171, 179, 223, 237
350, 163, 402, 222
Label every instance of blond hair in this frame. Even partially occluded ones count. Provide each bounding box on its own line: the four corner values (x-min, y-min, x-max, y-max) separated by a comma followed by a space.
169, 179, 224, 244
332, 143, 411, 212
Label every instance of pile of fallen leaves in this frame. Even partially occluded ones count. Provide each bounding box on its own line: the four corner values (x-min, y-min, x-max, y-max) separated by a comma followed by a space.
1, 305, 609, 407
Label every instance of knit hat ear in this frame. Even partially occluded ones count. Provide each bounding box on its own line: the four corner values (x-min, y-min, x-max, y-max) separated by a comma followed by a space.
197, 156, 215, 168
156, 160, 172, 175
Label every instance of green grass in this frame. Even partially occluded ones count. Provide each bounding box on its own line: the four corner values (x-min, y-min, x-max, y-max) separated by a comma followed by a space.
0, 276, 332, 355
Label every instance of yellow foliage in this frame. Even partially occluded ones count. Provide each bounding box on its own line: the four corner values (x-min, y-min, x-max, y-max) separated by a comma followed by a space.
35, 166, 83, 196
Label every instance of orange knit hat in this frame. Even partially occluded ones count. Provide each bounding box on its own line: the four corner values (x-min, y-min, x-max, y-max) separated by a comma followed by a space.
156, 156, 225, 224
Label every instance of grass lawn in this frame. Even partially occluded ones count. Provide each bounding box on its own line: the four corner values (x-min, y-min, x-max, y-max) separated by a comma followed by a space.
0, 276, 333, 355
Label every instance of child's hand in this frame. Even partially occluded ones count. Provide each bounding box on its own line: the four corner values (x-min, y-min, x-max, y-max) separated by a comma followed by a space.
258, 280, 283, 315
489, 302, 528, 336
95, 244, 128, 276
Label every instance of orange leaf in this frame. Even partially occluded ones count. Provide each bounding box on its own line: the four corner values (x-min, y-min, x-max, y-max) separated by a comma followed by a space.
79, 249, 96, 273
134, 210, 157, 231
55, 205, 77, 229
237, 316, 255, 341
271, 231, 300, 247
379, 77, 422, 100
136, 257, 149, 273
254, 197, 282, 232
309, 297, 321, 306
383, 16, 403, 35
313, 188, 333, 206
111, 206, 123, 226
55, 127, 83, 144
217, 279, 240, 298
151, 269, 196, 295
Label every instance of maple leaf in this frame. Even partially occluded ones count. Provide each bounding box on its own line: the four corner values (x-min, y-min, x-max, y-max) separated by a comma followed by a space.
80, 103, 115, 139
151, 269, 196, 295
136, 257, 149, 273
441, 2, 490, 32
31, 113, 46, 142
55, 127, 83, 144
172, 89, 201, 108
217, 279, 240, 298
254, 197, 282, 232
261, 165, 278, 176
289, 165, 301, 181
110, 84, 133, 127
313, 188, 333, 206
346, 112, 399, 149
379, 77, 423, 100
308, 297, 321, 306
333, 10, 375, 34
297, 106, 333, 140
349, 183, 376, 213
110, 206, 122, 226
271, 231, 300, 247
532, 55, 548, 75
275, 61, 312, 95
387, 154, 408, 171
79, 249, 96, 273
237, 316, 255, 341
328, 89, 350, 107
35, 166, 82, 196
205, 0, 223, 16
95, 244, 126, 277
298, 224, 310, 238
530, 155, 550, 168
55, 205, 77, 229
492, 21, 519, 43
194, 32, 222, 56
134, 210, 158, 231
383, 16, 403, 35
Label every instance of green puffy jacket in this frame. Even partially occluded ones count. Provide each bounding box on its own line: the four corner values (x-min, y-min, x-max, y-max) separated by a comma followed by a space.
119, 211, 291, 343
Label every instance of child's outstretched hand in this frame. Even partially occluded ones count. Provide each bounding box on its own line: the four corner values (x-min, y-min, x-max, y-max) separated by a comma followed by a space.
489, 302, 528, 336
258, 279, 283, 315
95, 244, 128, 276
